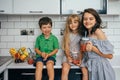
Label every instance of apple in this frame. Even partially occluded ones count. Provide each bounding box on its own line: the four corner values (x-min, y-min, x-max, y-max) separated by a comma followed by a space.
72, 59, 79, 65
27, 58, 34, 65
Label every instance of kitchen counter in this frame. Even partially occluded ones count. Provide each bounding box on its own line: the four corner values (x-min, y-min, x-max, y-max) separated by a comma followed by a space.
4, 56, 81, 80
7, 56, 80, 69
3, 55, 120, 80
7, 55, 119, 69
1, 55, 119, 69
0, 56, 13, 74
4, 56, 80, 80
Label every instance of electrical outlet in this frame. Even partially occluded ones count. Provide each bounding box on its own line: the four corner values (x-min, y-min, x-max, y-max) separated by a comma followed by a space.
20, 29, 34, 35
28, 29, 34, 35
60, 28, 64, 35
21, 29, 28, 35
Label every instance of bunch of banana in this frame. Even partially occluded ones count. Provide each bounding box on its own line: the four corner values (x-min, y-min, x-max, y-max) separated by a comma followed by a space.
19, 47, 29, 61
9, 48, 17, 58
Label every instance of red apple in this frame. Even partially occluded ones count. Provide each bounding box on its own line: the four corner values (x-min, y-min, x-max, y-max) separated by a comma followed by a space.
72, 59, 79, 65
27, 58, 34, 65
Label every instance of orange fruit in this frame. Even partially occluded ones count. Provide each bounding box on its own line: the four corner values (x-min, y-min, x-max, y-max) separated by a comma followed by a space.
15, 53, 20, 59
20, 54, 27, 61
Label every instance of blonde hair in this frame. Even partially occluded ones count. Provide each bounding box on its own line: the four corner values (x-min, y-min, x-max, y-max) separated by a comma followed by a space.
62, 14, 81, 51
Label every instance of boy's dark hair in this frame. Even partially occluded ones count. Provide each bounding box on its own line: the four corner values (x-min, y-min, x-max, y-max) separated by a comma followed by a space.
38, 17, 52, 29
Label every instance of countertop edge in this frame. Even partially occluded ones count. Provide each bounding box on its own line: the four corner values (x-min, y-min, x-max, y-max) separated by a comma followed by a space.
6, 56, 120, 70
7, 55, 80, 69
0, 59, 13, 74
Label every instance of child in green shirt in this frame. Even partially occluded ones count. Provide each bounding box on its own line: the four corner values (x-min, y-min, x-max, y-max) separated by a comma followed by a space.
34, 17, 59, 80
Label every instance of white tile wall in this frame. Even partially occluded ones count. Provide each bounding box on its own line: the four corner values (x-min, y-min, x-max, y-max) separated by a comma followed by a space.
1, 36, 14, 42
0, 15, 7, 21
7, 42, 20, 48
14, 36, 28, 42
27, 36, 36, 42
109, 55, 120, 80
52, 29, 61, 36
7, 29, 20, 35
109, 55, 120, 67
54, 22, 66, 29
20, 16, 35, 21
14, 22, 27, 29
0, 15, 120, 55
0, 29, 7, 35
27, 22, 38, 29
1, 22, 14, 29
8, 15, 21, 22
0, 42, 7, 48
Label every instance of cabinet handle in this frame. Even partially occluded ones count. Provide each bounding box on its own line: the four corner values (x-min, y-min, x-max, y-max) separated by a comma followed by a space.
29, 11, 43, 13
0, 10, 4, 12
75, 72, 82, 75
76, 11, 82, 14
21, 73, 35, 75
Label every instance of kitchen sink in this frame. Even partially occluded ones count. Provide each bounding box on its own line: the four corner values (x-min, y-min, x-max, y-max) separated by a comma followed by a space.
0, 56, 12, 66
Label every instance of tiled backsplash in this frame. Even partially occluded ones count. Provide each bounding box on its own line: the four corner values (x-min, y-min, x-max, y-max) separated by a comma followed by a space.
0, 15, 120, 56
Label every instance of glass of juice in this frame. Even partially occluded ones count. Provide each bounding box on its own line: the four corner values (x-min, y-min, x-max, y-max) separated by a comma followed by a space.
71, 51, 80, 65
80, 37, 89, 52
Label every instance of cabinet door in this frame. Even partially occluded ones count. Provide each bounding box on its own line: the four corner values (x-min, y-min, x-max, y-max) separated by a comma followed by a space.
69, 69, 82, 80
62, 0, 107, 14
107, 0, 120, 14
0, 72, 4, 80
13, 0, 60, 14
0, 0, 12, 14
8, 69, 35, 80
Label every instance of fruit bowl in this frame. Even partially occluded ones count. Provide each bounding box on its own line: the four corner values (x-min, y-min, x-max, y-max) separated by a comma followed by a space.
9, 47, 29, 63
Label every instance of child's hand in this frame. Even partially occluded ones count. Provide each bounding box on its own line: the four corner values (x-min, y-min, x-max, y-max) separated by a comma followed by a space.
43, 54, 50, 61
67, 56, 72, 63
86, 41, 93, 52
76, 59, 82, 66
72, 59, 81, 66
41, 52, 47, 58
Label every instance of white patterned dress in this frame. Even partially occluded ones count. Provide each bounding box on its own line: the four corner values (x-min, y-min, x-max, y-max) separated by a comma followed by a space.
62, 33, 81, 65
83, 37, 115, 80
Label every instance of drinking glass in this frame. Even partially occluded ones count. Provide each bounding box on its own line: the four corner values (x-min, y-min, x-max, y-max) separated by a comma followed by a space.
80, 37, 89, 52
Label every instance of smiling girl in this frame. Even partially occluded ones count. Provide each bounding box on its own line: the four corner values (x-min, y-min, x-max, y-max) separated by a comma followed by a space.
61, 14, 88, 80
80, 8, 115, 80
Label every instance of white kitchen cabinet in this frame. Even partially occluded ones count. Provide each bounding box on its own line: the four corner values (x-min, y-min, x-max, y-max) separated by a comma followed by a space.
13, 0, 60, 15
107, 0, 120, 15
0, 0, 12, 14
61, 0, 107, 14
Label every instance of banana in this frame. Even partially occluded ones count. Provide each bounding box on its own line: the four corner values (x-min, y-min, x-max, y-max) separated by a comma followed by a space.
20, 47, 26, 51
23, 51, 29, 57
9, 48, 17, 57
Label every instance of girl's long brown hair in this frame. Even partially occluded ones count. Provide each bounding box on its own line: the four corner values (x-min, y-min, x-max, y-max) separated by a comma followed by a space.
62, 14, 81, 51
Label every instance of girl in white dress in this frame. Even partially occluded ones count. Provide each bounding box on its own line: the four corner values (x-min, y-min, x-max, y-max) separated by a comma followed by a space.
80, 8, 115, 80
61, 14, 88, 80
